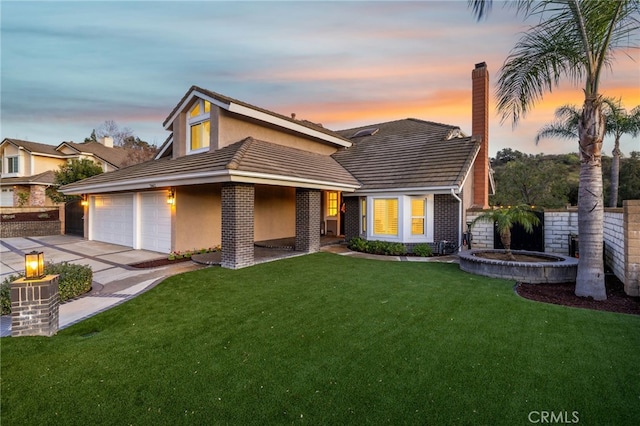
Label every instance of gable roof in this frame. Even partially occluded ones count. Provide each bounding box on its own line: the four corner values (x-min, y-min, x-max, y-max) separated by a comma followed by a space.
57, 141, 130, 169
61, 137, 360, 194
0, 170, 56, 186
162, 86, 352, 149
1, 138, 64, 157
332, 118, 480, 193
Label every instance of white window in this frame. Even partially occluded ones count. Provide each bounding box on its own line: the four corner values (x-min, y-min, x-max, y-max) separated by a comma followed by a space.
188, 99, 211, 153
411, 199, 425, 235
7, 157, 18, 174
327, 192, 338, 216
373, 198, 398, 236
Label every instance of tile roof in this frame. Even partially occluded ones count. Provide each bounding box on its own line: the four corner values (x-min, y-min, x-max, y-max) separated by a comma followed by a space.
163, 86, 351, 144
61, 138, 360, 193
61, 141, 130, 168
332, 119, 480, 191
0, 170, 56, 186
2, 139, 63, 157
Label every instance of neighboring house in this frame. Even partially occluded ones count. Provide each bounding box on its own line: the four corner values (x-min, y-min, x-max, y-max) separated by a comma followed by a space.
61, 63, 493, 269
0, 137, 128, 206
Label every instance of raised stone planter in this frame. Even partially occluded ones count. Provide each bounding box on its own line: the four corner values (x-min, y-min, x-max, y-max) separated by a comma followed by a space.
458, 249, 578, 284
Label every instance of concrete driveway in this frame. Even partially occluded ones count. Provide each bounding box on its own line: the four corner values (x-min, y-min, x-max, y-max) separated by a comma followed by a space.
1, 235, 202, 336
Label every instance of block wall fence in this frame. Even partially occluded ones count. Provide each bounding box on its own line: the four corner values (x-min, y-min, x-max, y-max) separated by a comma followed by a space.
466, 200, 640, 296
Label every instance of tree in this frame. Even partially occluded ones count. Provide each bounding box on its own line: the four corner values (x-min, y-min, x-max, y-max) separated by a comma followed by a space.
471, 205, 541, 261
469, 0, 640, 300
491, 155, 571, 208
602, 99, 640, 206
96, 120, 133, 147
120, 136, 158, 167
46, 159, 103, 203
535, 100, 640, 207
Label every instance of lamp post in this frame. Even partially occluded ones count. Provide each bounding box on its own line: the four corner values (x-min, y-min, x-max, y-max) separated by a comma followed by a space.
11, 251, 59, 337
24, 250, 45, 280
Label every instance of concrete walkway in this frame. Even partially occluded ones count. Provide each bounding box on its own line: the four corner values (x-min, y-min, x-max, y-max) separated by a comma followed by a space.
1, 236, 203, 337
1, 236, 458, 337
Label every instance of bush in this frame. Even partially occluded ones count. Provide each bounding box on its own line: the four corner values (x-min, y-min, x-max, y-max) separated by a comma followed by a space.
0, 262, 93, 314
347, 238, 407, 256
412, 243, 433, 257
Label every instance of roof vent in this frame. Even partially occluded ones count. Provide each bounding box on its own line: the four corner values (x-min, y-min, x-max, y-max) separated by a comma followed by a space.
351, 128, 379, 138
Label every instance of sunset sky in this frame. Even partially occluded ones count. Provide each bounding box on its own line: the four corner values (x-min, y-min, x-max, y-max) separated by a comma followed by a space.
2, 0, 639, 157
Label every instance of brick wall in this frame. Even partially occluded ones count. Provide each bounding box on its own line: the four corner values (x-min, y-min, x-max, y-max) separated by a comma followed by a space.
11, 275, 59, 337
221, 183, 254, 269
1, 221, 61, 238
604, 210, 625, 283
295, 189, 321, 253
624, 200, 640, 296
544, 210, 579, 255
434, 194, 459, 243
343, 197, 360, 241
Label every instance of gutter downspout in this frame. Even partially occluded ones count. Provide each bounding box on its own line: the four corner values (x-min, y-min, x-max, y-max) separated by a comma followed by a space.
451, 188, 462, 252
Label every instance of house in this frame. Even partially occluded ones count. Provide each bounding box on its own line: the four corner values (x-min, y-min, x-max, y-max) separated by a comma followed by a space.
61, 63, 492, 268
0, 137, 129, 206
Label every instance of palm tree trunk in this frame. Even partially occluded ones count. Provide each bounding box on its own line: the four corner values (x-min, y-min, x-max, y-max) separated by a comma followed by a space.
575, 97, 607, 300
610, 140, 621, 207
500, 230, 515, 261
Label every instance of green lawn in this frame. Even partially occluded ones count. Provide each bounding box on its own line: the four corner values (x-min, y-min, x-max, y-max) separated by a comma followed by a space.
2, 253, 639, 425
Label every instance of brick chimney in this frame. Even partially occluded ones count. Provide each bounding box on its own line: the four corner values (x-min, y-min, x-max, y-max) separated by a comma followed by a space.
472, 62, 489, 209
100, 136, 114, 148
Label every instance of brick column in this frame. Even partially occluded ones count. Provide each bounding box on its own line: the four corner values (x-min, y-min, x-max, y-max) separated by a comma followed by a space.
221, 183, 254, 269
295, 188, 321, 253
623, 200, 640, 296
343, 196, 361, 242
11, 275, 59, 337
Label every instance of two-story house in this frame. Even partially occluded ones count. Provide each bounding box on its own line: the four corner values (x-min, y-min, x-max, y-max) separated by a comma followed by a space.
61, 63, 493, 269
0, 137, 128, 206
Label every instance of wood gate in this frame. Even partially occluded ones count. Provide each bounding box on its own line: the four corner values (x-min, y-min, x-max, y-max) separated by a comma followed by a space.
64, 200, 84, 236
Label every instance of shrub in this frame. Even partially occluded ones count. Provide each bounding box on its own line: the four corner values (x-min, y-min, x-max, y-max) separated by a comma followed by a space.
412, 243, 433, 257
0, 262, 93, 314
347, 238, 407, 256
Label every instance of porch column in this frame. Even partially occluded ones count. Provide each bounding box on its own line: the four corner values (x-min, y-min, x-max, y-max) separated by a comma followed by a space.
295, 188, 321, 253
221, 183, 254, 269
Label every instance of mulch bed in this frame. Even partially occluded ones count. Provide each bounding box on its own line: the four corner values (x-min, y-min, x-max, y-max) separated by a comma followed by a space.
517, 275, 640, 316
129, 257, 193, 269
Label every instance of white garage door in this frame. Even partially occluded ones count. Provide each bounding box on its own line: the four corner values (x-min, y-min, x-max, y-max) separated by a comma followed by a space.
140, 192, 172, 253
1, 188, 13, 206
91, 194, 134, 247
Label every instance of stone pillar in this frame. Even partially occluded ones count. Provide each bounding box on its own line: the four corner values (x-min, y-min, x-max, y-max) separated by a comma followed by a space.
343, 196, 361, 242
11, 275, 59, 337
623, 200, 640, 296
295, 188, 321, 253
221, 183, 254, 269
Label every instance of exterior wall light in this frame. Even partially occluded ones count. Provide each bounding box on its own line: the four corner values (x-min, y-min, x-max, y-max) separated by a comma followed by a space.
80, 195, 88, 206
25, 251, 45, 280
167, 189, 175, 205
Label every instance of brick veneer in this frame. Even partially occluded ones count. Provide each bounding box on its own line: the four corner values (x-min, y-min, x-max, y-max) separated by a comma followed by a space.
343, 196, 360, 241
11, 275, 59, 337
221, 183, 254, 269
295, 189, 321, 252
1, 221, 61, 238
434, 194, 459, 244
624, 200, 640, 296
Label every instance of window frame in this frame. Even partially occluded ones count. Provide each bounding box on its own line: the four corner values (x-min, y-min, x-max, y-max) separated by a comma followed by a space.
372, 197, 399, 237
410, 198, 426, 236
6, 156, 18, 174
187, 99, 211, 154
326, 191, 339, 217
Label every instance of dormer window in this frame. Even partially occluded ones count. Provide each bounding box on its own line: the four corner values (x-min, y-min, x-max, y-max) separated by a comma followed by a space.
188, 99, 211, 153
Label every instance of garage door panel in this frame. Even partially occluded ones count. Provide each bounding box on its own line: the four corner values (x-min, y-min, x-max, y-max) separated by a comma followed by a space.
91, 195, 134, 247
140, 192, 172, 253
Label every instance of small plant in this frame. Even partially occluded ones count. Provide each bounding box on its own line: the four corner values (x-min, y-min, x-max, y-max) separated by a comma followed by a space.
412, 243, 433, 257
347, 238, 407, 256
16, 191, 29, 207
37, 213, 50, 219
347, 237, 368, 252
0, 262, 92, 314
2, 214, 16, 220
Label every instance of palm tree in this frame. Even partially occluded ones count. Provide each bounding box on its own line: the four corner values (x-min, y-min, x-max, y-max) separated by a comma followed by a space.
602, 100, 640, 207
469, 0, 640, 300
535, 100, 640, 207
471, 205, 541, 261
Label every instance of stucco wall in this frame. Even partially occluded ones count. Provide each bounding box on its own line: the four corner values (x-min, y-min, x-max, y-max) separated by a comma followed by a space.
254, 185, 296, 241
218, 111, 338, 155
174, 184, 222, 251
33, 155, 64, 175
